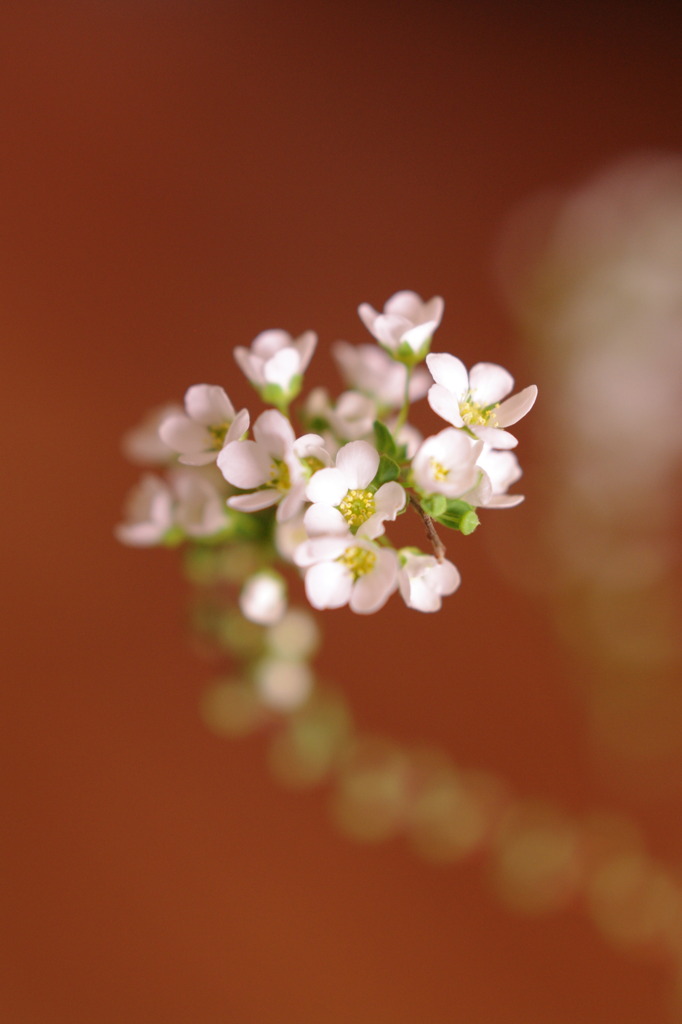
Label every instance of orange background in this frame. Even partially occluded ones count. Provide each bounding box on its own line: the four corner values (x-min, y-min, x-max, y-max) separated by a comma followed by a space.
3, 2, 682, 1021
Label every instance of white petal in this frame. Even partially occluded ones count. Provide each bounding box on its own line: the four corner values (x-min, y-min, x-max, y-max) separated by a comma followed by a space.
185, 384, 235, 425
427, 384, 464, 427
264, 347, 300, 388
402, 320, 437, 352
468, 363, 514, 405
225, 408, 250, 444
421, 295, 445, 328
295, 331, 317, 372
305, 467, 348, 506
384, 290, 422, 318
485, 493, 525, 508
217, 440, 271, 488
276, 481, 307, 522
233, 347, 263, 386
228, 490, 280, 512
357, 302, 380, 333
426, 353, 468, 396
303, 503, 348, 536
305, 561, 353, 609
159, 414, 209, 455
336, 440, 379, 489
253, 409, 295, 455
251, 329, 292, 358
294, 535, 350, 567
349, 551, 398, 614
470, 425, 518, 449
495, 385, 538, 427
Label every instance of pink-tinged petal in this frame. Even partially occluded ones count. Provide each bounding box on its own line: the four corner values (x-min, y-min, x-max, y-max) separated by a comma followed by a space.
228, 490, 279, 512
305, 561, 353, 610
251, 329, 292, 358
296, 331, 317, 372
402, 320, 438, 351
178, 450, 220, 467
253, 409, 295, 454
409, 367, 431, 401
305, 467, 347, 505
159, 414, 209, 454
357, 302, 380, 333
373, 481, 406, 519
426, 353, 468, 396
336, 440, 379, 489
304, 503, 348, 536
264, 347, 300, 387
217, 440, 271, 488
485, 494, 525, 508
185, 384, 235, 425
276, 482, 307, 522
432, 560, 461, 595
422, 295, 445, 327
349, 552, 398, 614
427, 384, 463, 427
384, 290, 422, 317
468, 363, 514, 405
234, 348, 263, 386
225, 408, 250, 445
470, 425, 518, 449
495, 385, 538, 427
294, 535, 350, 567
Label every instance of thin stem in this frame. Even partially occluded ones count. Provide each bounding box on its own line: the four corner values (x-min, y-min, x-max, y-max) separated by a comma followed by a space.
408, 493, 446, 562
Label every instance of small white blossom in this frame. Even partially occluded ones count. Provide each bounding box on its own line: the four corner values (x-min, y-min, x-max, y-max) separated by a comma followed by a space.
234, 329, 317, 401
463, 448, 524, 508
170, 467, 231, 537
267, 608, 320, 660
412, 429, 482, 498
115, 474, 174, 546
333, 341, 430, 407
294, 533, 399, 614
122, 404, 183, 465
358, 290, 444, 361
218, 409, 329, 522
398, 550, 461, 612
304, 439, 405, 540
303, 387, 377, 443
159, 384, 249, 466
426, 353, 537, 449
239, 571, 287, 625
254, 657, 313, 711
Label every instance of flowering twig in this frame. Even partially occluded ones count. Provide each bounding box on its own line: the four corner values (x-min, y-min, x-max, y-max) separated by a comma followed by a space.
408, 492, 446, 562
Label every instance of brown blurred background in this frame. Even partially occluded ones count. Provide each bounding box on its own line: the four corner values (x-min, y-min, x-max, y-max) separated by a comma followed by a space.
3, 2, 682, 1021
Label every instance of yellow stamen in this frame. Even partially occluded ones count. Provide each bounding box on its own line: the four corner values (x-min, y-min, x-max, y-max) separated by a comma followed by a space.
459, 393, 499, 427
337, 546, 376, 579
338, 488, 376, 527
269, 459, 291, 492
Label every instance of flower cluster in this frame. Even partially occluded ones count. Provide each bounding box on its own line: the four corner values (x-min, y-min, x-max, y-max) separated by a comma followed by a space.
118, 291, 537, 623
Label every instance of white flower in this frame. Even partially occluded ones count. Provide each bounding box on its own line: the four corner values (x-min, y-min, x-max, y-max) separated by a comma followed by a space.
333, 341, 430, 407
239, 571, 287, 625
254, 657, 313, 711
217, 409, 328, 522
234, 329, 317, 401
304, 387, 378, 444
462, 448, 525, 508
426, 353, 537, 449
398, 551, 461, 612
122, 404, 183, 465
170, 467, 231, 537
294, 534, 399, 614
358, 290, 445, 361
266, 608, 320, 660
115, 474, 174, 546
159, 384, 249, 466
304, 439, 405, 540
412, 429, 482, 498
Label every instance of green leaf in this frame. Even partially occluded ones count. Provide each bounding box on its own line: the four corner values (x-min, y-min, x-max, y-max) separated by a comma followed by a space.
373, 420, 399, 459
372, 454, 400, 487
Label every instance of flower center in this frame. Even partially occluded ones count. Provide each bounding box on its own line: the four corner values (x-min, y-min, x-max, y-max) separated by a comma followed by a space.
337, 545, 377, 580
207, 423, 230, 449
301, 456, 326, 477
459, 394, 499, 428
338, 488, 376, 527
269, 458, 291, 492
429, 459, 449, 482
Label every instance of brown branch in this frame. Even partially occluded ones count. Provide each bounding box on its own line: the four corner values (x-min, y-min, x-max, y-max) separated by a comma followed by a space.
408, 493, 446, 562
